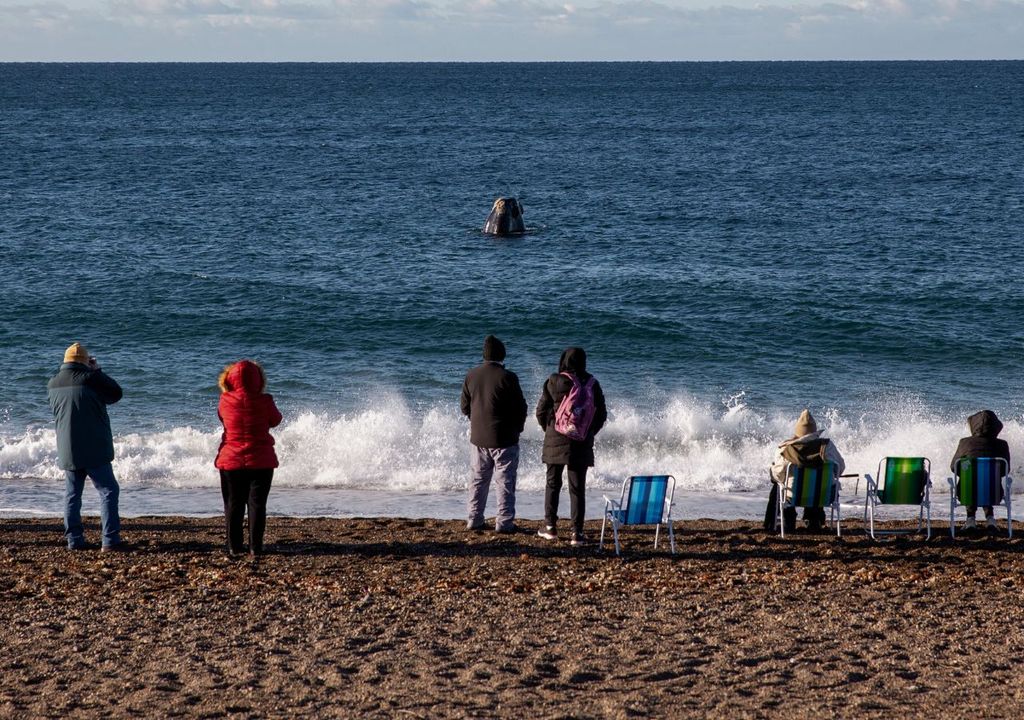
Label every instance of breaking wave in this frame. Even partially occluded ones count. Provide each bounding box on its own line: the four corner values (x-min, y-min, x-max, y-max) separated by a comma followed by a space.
2, 393, 1021, 493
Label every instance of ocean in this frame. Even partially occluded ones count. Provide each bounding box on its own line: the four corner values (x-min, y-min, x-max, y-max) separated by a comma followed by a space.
2, 62, 1022, 520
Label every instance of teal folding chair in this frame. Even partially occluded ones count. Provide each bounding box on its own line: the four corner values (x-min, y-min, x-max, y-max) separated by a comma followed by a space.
863, 457, 931, 540
600, 475, 676, 557
948, 457, 1014, 538
775, 462, 841, 537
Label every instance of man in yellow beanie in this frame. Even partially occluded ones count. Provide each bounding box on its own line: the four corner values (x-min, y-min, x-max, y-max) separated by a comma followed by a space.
765, 409, 846, 532
47, 343, 125, 550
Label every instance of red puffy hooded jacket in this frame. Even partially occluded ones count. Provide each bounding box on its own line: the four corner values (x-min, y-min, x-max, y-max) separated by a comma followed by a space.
215, 360, 283, 470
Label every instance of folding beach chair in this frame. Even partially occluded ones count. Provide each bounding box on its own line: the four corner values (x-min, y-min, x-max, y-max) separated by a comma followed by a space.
948, 457, 1014, 538
775, 462, 841, 538
863, 457, 932, 540
600, 475, 676, 557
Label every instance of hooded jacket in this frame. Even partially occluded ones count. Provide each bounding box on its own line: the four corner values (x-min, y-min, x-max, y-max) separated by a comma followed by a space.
215, 361, 283, 471
535, 348, 608, 467
47, 362, 123, 471
770, 431, 846, 484
950, 410, 1010, 473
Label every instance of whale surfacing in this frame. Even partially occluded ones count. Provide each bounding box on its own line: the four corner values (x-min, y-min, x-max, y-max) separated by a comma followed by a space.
483, 197, 525, 236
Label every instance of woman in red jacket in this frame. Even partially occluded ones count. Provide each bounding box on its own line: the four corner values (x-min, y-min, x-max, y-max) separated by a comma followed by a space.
215, 360, 282, 557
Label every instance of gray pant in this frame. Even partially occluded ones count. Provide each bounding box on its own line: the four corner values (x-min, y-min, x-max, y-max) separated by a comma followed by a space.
467, 445, 519, 531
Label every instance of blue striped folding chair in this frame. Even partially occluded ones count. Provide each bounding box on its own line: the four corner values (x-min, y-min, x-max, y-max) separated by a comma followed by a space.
948, 457, 1014, 538
600, 475, 676, 557
863, 457, 932, 540
775, 462, 841, 538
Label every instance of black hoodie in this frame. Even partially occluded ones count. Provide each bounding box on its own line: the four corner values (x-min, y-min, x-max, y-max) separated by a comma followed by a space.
950, 410, 1011, 473
535, 347, 608, 467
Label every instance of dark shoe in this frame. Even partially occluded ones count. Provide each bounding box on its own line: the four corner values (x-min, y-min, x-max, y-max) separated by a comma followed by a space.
537, 526, 558, 541
101, 542, 129, 553
466, 521, 486, 532
571, 533, 589, 547
67, 541, 94, 551
495, 525, 518, 534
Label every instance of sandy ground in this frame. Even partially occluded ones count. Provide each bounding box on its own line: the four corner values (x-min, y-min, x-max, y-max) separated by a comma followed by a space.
2, 515, 1023, 719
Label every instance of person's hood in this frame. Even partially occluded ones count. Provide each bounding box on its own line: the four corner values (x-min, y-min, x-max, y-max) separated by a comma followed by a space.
558, 347, 587, 375
224, 360, 264, 393
779, 430, 823, 448
968, 409, 1003, 438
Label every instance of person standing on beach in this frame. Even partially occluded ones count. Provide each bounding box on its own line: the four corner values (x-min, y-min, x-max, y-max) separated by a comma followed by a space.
47, 343, 125, 551
765, 409, 846, 533
950, 409, 1011, 532
535, 347, 608, 546
460, 335, 528, 533
215, 360, 282, 557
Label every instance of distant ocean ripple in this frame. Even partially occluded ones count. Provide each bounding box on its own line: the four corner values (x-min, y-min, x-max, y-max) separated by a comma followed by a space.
1, 62, 1022, 508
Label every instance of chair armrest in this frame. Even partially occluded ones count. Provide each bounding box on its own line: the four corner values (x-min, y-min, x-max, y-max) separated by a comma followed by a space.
863, 473, 874, 493
946, 476, 956, 490
603, 495, 621, 509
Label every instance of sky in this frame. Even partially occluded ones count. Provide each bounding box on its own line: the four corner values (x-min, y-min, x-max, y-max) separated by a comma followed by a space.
0, 0, 1022, 61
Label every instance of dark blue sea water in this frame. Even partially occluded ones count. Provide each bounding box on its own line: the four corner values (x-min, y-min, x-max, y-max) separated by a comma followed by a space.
2, 62, 1023, 510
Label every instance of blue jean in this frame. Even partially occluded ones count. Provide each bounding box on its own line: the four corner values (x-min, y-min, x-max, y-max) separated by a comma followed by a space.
64, 463, 121, 548
467, 445, 519, 531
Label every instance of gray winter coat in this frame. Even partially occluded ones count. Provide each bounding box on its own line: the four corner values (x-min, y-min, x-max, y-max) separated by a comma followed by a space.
47, 362, 123, 471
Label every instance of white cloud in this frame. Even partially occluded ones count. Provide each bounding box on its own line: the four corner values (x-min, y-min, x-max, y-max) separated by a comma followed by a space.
0, 0, 1021, 59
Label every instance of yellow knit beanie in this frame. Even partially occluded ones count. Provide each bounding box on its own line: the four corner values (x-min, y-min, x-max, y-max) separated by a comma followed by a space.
63, 342, 90, 365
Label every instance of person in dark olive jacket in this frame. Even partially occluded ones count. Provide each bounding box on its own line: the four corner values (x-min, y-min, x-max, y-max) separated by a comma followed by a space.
535, 347, 607, 545
950, 409, 1011, 532
460, 335, 528, 532
215, 360, 283, 557
47, 342, 125, 551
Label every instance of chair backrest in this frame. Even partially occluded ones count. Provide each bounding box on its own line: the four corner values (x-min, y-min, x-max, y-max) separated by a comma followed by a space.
622, 475, 672, 525
956, 457, 1007, 507
877, 457, 930, 505
785, 463, 836, 508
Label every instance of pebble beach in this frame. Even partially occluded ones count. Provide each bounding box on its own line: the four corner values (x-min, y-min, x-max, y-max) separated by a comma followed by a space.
3, 516, 1023, 718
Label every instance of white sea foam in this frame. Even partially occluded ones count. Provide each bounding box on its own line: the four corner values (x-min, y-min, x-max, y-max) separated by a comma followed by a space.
2, 394, 1022, 496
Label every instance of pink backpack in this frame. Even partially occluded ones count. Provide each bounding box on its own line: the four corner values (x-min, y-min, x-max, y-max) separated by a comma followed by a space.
554, 372, 597, 441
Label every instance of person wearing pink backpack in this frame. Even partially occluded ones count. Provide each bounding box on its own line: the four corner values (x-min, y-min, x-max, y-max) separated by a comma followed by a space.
535, 347, 607, 546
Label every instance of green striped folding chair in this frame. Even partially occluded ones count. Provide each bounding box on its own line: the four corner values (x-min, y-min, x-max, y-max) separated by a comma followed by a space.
948, 457, 1014, 538
863, 457, 932, 540
600, 475, 676, 557
776, 462, 841, 537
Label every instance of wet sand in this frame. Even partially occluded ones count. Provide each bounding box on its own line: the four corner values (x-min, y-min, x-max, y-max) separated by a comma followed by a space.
2, 516, 1023, 718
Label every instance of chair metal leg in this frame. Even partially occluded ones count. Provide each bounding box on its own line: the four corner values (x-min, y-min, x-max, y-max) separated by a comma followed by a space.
668, 520, 676, 554
611, 518, 621, 557
600, 514, 607, 548
654, 523, 660, 549
950, 493, 957, 539
925, 500, 931, 541
868, 498, 875, 541
1008, 495, 1013, 539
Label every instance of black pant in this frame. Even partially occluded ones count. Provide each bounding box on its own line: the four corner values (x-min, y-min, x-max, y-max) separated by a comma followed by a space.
545, 464, 587, 535
764, 483, 825, 531
220, 469, 273, 554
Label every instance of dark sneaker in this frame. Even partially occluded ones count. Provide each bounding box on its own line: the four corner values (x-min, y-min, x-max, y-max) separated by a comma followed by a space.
466, 521, 486, 532
101, 542, 129, 553
67, 542, 93, 551
571, 533, 588, 547
495, 524, 518, 534
537, 526, 558, 541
